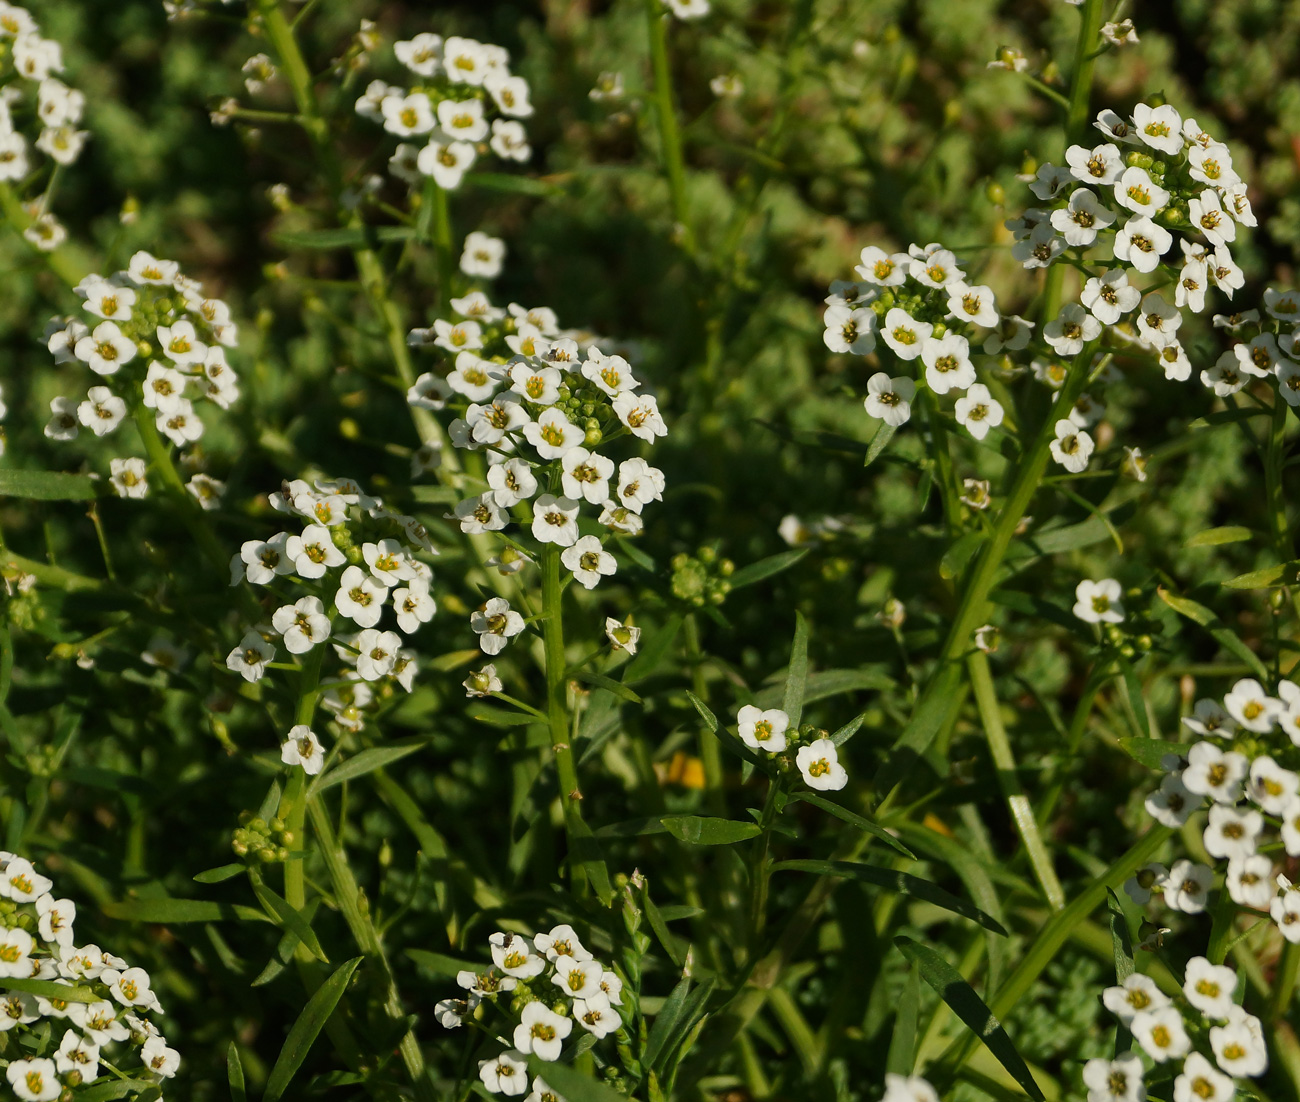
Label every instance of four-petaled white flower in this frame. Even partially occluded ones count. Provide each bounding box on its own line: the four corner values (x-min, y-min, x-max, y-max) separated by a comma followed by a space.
737, 706, 789, 752
472, 598, 526, 655
863, 373, 915, 426
1073, 579, 1124, 624
281, 724, 325, 775
796, 738, 848, 791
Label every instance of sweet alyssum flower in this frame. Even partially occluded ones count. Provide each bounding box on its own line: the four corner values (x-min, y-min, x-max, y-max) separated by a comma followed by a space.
737, 706, 789, 753
953, 384, 1004, 440
281, 725, 325, 775
863, 373, 915, 426
796, 738, 848, 791
1072, 578, 1124, 624
1049, 418, 1094, 472
472, 597, 526, 655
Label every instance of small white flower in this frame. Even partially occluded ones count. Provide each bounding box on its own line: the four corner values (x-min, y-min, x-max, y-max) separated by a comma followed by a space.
156, 399, 205, 446
612, 392, 668, 441
796, 738, 848, 791
1189, 189, 1235, 247
272, 596, 331, 654
0, 926, 34, 978
281, 724, 325, 775
1209, 1015, 1269, 1077
1114, 166, 1170, 215
1082, 1053, 1143, 1102
1274, 889, 1300, 942
1051, 187, 1116, 246
921, 332, 975, 394
1114, 215, 1172, 273
880, 308, 932, 361
381, 92, 435, 137
487, 74, 534, 120
1131, 1006, 1191, 1062
1132, 102, 1184, 155
1122, 862, 1168, 905
1247, 755, 1298, 814
946, 282, 998, 327
561, 447, 615, 504
1183, 699, 1236, 739
1028, 163, 1073, 202
950, 384, 1002, 441
983, 313, 1034, 354
863, 373, 915, 427
156, 319, 207, 366
1183, 956, 1239, 1020
472, 598, 526, 655
479, 1050, 530, 1096
615, 458, 665, 513
1081, 270, 1141, 327
1226, 854, 1274, 910
1135, 293, 1181, 349
6, 1058, 60, 1102
284, 524, 346, 579
437, 96, 488, 142
444, 37, 490, 85
418, 138, 477, 189
336, 565, 389, 628
1044, 304, 1102, 357
1223, 678, 1281, 732
1073, 579, 1124, 624
75, 321, 137, 376
525, 408, 585, 459
1183, 741, 1249, 803
1145, 772, 1199, 827
1173, 1053, 1234, 1102
606, 619, 640, 654
562, 536, 616, 589
1163, 859, 1213, 914
392, 577, 436, 634
464, 664, 503, 697
108, 457, 149, 499
532, 494, 581, 546
664, 0, 710, 17
394, 33, 443, 77
513, 1002, 571, 1062
140, 1035, 180, 1078
855, 246, 909, 286
823, 304, 877, 355
490, 932, 546, 978
460, 232, 506, 279
1048, 419, 1093, 473
572, 992, 622, 1037
1066, 142, 1124, 185
226, 631, 275, 683
882, 1075, 939, 1102
737, 705, 789, 752
352, 628, 402, 681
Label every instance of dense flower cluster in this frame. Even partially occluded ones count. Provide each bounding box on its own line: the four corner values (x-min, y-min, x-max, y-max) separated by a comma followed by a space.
0, 3, 86, 252
406, 291, 666, 651
435, 925, 624, 1098
736, 706, 849, 791
356, 31, 532, 190
0, 852, 178, 1099
225, 478, 436, 741
41, 251, 241, 499
1131, 678, 1300, 940
1086, 956, 1266, 1102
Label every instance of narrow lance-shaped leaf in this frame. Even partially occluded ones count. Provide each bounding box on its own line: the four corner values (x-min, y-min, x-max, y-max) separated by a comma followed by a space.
783, 611, 810, 728
895, 936, 1045, 1102
885, 967, 920, 1076
262, 956, 363, 1102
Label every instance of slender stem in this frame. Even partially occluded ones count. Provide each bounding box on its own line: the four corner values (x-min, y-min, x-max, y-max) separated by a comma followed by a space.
1036, 665, 1107, 826
0, 181, 89, 287
541, 547, 590, 895
1265, 394, 1292, 558
748, 779, 782, 956
418, 176, 455, 314
967, 651, 1066, 910
684, 614, 724, 810
644, 0, 693, 253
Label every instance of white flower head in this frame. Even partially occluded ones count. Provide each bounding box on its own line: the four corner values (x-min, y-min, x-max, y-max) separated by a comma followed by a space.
796, 738, 848, 791
1073, 579, 1124, 624
863, 373, 915, 427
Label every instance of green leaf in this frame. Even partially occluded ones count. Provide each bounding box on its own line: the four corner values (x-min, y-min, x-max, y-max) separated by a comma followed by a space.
1118, 737, 1176, 770
895, 936, 1045, 1101
307, 743, 424, 796
0, 469, 98, 501
78, 1081, 159, 1102
1186, 526, 1254, 547
728, 547, 811, 590
406, 948, 481, 975
272, 225, 413, 250
644, 974, 693, 1071
1116, 656, 1150, 740
622, 615, 683, 684
2, 976, 99, 1003
523, 1057, 630, 1102
193, 863, 245, 884
782, 612, 810, 728
647, 977, 716, 1078
263, 956, 364, 1102
1156, 587, 1270, 681
227, 1042, 247, 1102
1107, 889, 1135, 1057
885, 968, 920, 1076
468, 704, 543, 728
567, 812, 615, 906
753, 668, 894, 710
102, 898, 270, 924
249, 874, 328, 962
1222, 563, 1293, 589
791, 791, 916, 858
571, 670, 643, 704
684, 690, 719, 734
594, 816, 669, 838
875, 663, 965, 800
662, 815, 762, 845
642, 887, 687, 968
829, 713, 866, 746
770, 860, 1007, 935
467, 172, 563, 196
940, 531, 985, 581
864, 422, 897, 468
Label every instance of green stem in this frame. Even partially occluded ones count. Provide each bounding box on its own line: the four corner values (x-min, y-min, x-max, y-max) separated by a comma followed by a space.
542, 547, 590, 894
1272, 942, 1300, 1022
1266, 393, 1293, 559
967, 652, 1065, 910
0, 181, 90, 288
684, 614, 724, 810
748, 779, 783, 957
644, 0, 693, 253
921, 390, 962, 531
418, 176, 455, 313
1037, 664, 1108, 826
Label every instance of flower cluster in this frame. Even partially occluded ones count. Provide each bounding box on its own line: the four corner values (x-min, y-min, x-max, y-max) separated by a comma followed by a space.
0, 852, 179, 1100
736, 705, 849, 791
1086, 956, 1265, 1102
435, 925, 625, 1098
0, 3, 87, 252
1132, 678, 1300, 939
42, 251, 241, 498
225, 478, 436, 737
406, 291, 666, 650
356, 32, 532, 191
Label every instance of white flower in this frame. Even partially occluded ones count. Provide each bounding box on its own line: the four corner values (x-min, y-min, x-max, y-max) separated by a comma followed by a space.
480, 1050, 530, 1096
77, 276, 136, 321
513, 1002, 571, 1062
0, 926, 33, 977
1223, 183, 1256, 227
1173, 1053, 1233, 1102
1028, 164, 1074, 201
1282, 798, 1300, 856
1051, 188, 1116, 245
612, 392, 668, 441
75, 321, 136, 375
855, 246, 909, 286
381, 93, 435, 137
239, 532, 293, 584
393, 578, 436, 634
1122, 862, 1168, 905
572, 992, 622, 1037
363, 539, 416, 586
1176, 252, 1210, 313
444, 36, 490, 84
435, 97, 488, 143
880, 308, 932, 360
1223, 678, 1281, 732
562, 536, 616, 589
1066, 142, 1124, 185
336, 565, 389, 628
796, 738, 848, 791
1114, 166, 1170, 215
353, 628, 402, 681
487, 459, 538, 509
156, 319, 207, 365
1073, 579, 1124, 623
461, 232, 506, 278
1044, 304, 1102, 357
418, 138, 477, 189
525, 409, 585, 459
106, 965, 155, 1007
983, 314, 1034, 354
599, 501, 643, 535
67, 999, 127, 1045
0, 131, 28, 181
823, 305, 877, 355
491, 932, 546, 978
1145, 772, 1199, 827
909, 247, 962, 288
1190, 190, 1235, 247
281, 724, 325, 775
472, 598, 526, 655
53, 1027, 100, 1081
1163, 859, 1213, 914
946, 282, 998, 327
284, 524, 345, 579
606, 619, 640, 654
1049, 419, 1093, 473
508, 362, 561, 405
582, 351, 639, 396
921, 333, 975, 394
6, 1058, 60, 1102
1135, 293, 1181, 349
1183, 741, 1248, 803
1247, 755, 1297, 813
526, 1078, 563, 1102
614, 458, 665, 514
272, 596, 331, 654
1274, 889, 1300, 941
561, 448, 615, 504
1114, 215, 1172, 273
552, 955, 603, 998
1132, 103, 1184, 154
23, 213, 66, 251
1082, 1053, 1143, 1102
532, 494, 581, 547
395, 33, 443, 77
863, 373, 915, 427
1226, 854, 1274, 910
1208, 247, 1245, 295
664, 0, 710, 17
141, 1035, 180, 1078
464, 665, 503, 697
737, 705, 790, 752
1186, 142, 1238, 188
1131, 1006, 1190, 1062
226, 631, 275, 683
156, 399, 205, 446
1102, 972, 1175, 1024
487, 73, 533, 118
1235, 334, 1284, 378
109, 457, 149, 499
1183, 956, 1238, 1020
1201, 354, 1247, 397
882, 1075, 939, 1102
1210, 1016, 1269, 1077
